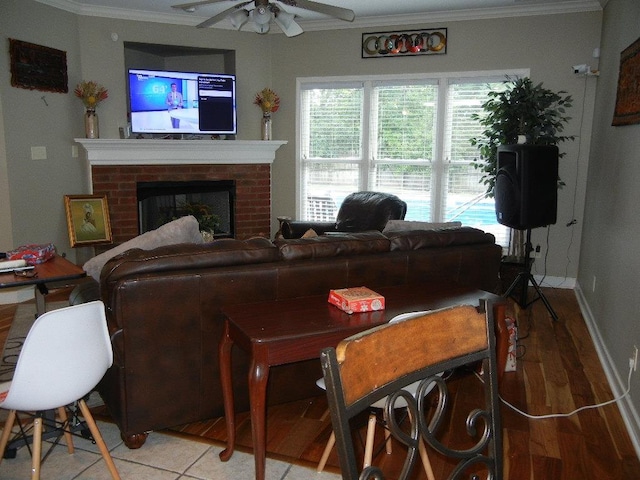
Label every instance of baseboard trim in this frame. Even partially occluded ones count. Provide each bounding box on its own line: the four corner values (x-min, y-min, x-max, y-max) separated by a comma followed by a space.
533, 274, 575, 289
574, 281, 640, 459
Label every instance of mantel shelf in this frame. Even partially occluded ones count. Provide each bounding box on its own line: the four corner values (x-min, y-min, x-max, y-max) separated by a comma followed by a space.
74, 138, 287, 166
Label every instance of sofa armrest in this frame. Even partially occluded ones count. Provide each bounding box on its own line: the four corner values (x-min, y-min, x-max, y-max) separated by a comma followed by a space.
279, 220, 338, 238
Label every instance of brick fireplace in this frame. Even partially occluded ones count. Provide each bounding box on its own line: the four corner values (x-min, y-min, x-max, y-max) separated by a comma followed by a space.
76, 139, 286, 245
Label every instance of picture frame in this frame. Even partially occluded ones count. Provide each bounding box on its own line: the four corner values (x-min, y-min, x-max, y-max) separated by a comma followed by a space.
9, 38, 68, 93
64, 195, 113, 247
612, 35, 640, 126
361, 28, 447, 59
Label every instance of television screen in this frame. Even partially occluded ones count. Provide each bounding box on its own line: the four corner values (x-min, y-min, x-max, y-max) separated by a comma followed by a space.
128, 68, 237, 136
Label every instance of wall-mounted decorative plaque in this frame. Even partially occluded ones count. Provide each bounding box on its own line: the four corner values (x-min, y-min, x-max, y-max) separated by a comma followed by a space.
9, 38, 68, 93
362, 28, 447, 59
612, 35, 640, 126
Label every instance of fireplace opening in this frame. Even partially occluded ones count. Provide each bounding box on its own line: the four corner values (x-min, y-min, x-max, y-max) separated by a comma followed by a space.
137, 180, 235, 238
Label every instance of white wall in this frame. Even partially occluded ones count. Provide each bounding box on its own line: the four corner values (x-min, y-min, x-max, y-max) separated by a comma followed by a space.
1, 1, 83, 260
576, 0, 640, 453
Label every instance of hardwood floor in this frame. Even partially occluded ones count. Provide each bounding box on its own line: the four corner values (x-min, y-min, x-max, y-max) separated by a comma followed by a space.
2, 287, 639, 479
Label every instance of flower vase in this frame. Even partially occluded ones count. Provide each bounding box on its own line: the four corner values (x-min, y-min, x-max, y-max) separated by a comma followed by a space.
261, 113, 272, 141
84, 108, 99, 139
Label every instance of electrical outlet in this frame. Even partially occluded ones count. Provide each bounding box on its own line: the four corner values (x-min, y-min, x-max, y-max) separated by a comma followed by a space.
529, 245, 542, 259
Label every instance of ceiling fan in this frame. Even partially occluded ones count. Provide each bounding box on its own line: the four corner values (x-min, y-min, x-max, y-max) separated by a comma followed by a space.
172, 0, 355, 37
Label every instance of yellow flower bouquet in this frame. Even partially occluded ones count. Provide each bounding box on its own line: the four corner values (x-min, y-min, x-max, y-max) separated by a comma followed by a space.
74, 80, 108, 109
254, 88, 280, 114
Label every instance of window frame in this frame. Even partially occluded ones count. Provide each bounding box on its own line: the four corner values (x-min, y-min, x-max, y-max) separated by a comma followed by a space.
295, 69, 529, 244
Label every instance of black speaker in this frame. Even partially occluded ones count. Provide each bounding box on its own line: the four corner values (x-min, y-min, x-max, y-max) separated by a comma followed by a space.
495, 144, 558, 230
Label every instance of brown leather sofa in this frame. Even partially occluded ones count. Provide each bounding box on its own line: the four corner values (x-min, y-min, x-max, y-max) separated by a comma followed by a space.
83, 227, 501, 448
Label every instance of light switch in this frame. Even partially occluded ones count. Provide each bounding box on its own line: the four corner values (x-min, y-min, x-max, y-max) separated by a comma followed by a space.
71, 145, 78, 158
31, 146, 47, 160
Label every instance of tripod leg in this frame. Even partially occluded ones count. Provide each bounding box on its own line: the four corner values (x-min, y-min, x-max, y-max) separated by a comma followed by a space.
504, 272, 528, 309
529, 276, 559, 321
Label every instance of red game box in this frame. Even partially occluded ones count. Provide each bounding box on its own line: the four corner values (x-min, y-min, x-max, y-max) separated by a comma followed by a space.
328, 287, 385, 314
6, 243, 55, 265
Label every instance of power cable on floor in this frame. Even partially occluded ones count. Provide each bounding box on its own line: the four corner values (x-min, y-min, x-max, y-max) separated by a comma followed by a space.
475, 362, 633, 420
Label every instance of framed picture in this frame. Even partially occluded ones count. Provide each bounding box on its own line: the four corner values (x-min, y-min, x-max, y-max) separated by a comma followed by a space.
362, 28, 447, 58
64, 195, 113, 247
612, 35, 640, 126
9, 39, 68, 94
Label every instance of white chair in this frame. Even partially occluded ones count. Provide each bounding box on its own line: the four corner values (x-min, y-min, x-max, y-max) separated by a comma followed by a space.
316, 311, 438, 480
0, 300, 120, 480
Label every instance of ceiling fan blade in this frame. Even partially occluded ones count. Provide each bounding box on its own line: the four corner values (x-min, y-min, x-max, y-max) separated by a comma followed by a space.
196, 3, 247, 28
274, 11, 304, 37
172, 0, 231, 11
288, 0, 355, 22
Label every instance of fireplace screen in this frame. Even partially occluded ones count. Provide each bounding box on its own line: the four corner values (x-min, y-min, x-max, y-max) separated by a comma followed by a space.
137, 180, 235, 238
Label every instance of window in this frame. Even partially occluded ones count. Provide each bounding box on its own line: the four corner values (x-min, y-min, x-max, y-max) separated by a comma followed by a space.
297, 71, 527, 247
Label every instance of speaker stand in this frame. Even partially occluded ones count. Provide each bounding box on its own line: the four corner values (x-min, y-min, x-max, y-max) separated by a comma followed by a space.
503, 228, 559, 321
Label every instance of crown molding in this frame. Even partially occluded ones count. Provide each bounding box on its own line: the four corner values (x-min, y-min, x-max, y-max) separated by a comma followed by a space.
35, 0, 603, 33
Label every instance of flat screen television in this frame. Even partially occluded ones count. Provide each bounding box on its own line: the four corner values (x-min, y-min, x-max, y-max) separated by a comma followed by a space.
128, 68, 237, 136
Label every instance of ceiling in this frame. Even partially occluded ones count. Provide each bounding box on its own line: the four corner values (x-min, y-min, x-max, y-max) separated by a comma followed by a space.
35, 0, 604, 33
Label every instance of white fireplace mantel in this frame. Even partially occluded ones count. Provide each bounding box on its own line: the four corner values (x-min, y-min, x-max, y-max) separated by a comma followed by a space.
74, 138, 287, 166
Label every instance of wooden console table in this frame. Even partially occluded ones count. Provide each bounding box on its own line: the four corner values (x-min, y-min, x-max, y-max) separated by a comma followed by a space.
219, 284, 501, 480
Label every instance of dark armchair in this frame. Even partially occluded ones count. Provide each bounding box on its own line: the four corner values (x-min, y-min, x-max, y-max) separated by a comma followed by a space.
278, 191, 407, 239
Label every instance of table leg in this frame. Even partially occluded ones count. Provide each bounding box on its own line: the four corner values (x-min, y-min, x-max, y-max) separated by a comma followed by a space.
248, 351, 270, 480
35, 284, 48, 317
219, 321, 236, 462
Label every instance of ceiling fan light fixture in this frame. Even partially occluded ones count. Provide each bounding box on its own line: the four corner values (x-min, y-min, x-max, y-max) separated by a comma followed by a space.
252, 5, 271, 25
249, 9, 270, 34
229, 8, 249, 29
253, 22, 270, 34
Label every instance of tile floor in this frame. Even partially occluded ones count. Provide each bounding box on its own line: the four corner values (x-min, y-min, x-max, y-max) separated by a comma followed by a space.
0, 419, 341, 480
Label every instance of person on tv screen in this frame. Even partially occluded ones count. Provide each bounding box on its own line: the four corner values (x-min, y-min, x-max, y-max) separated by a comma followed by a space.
166, 83, 183, 128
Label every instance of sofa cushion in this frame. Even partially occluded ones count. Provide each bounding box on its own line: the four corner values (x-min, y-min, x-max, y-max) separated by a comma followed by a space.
276, 231, 390, 261
83, 215, 203, 281
383, 220, 462, 232
387, 227, 496, 251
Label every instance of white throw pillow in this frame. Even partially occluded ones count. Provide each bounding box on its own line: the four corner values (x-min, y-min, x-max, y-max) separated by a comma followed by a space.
383, 220, 462, 233
83, 215, 204, 281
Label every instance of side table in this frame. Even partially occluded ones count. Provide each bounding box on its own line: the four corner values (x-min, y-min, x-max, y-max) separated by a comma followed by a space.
0, 255, 86, 316
219, 285, 500, 480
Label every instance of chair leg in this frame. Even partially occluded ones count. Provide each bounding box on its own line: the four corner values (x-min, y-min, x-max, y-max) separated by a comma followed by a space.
78, 399, 121, 480
363, 412, 377, 468
418, 437, 436, 480
57, 407, 75, 454
383, 424, 392, 455
317, 430, 335, 472
0, 410, 17, 466
31, 416, 43, 480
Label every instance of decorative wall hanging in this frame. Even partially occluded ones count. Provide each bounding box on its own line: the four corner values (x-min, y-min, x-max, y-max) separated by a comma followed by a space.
362, 28, 447, 58
64, 195, 113, 247
612, 35, 640, 126
9, 39, 68, 93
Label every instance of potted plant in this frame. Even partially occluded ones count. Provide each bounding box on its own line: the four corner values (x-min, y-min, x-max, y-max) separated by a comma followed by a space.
470, 77, 575, 257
